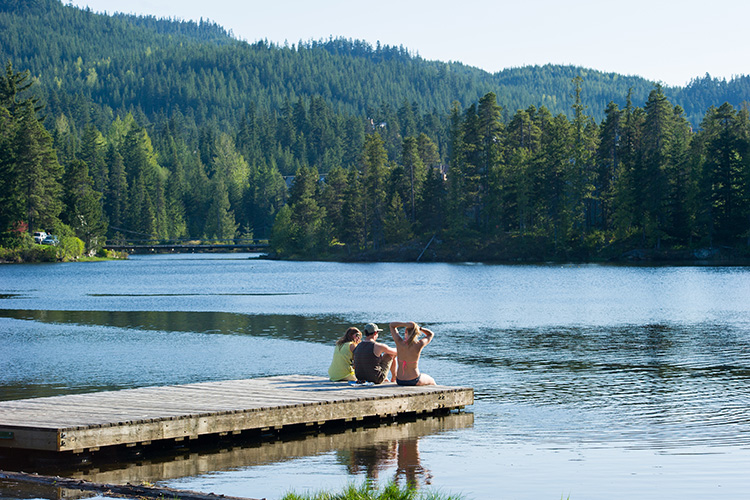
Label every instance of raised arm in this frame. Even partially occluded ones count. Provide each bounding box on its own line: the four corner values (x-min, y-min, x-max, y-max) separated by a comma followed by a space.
420, 327, 435, 346
390, 321, 416, 343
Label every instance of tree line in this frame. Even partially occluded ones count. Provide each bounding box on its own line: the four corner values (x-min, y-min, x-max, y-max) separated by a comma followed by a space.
3, 57, 750, 261
272, 81, 750, 260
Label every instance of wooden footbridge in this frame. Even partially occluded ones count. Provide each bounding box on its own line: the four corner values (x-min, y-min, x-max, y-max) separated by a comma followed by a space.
103, 240, 269, 254
0, 375, 473, 455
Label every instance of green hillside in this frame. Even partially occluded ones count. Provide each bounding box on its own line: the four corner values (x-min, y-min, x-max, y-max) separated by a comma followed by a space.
2, 0, 748, 132
3, 0, 750, 263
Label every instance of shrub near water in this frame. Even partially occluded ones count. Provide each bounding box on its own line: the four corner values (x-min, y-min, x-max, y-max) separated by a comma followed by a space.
59, 235, 85, 259
281, 482, 462, 500
0, 233, 87, 263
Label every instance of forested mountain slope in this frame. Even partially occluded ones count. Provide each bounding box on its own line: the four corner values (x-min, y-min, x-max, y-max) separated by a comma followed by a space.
1, 0, 748, 132
3, 0, 750, 263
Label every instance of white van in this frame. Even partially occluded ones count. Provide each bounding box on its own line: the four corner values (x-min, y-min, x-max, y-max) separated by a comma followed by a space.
33, 231, 47, 244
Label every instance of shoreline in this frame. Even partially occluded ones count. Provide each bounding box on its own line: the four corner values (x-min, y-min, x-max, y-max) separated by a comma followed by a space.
265, 244, 750, 267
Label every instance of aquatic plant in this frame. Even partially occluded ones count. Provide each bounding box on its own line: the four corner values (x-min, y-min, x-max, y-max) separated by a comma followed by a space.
281, 481, 462, 500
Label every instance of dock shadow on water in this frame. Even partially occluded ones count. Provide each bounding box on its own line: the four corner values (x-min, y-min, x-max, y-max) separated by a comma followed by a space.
0, 412, 473, 499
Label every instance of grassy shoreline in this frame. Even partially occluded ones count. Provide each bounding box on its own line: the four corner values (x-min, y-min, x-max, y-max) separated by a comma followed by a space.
281, 482, 463, 500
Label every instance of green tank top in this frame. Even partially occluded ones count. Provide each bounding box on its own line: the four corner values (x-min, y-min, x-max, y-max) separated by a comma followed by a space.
328, 342, 355, 381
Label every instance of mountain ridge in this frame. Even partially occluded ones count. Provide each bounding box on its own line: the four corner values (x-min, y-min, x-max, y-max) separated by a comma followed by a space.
2, 0, 748, 130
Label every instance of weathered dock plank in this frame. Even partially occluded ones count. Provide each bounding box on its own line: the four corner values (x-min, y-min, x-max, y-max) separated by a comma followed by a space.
0, 375, 473, 453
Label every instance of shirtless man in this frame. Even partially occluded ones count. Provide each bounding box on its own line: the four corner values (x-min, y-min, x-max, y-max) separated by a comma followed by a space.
352, 323, 398, 384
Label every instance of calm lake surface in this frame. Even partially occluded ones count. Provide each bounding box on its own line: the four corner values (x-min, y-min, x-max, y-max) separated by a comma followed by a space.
2, 254, 750, 499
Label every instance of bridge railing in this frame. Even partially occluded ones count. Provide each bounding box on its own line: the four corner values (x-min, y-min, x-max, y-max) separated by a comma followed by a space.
103, 238, 270, 253
105, 238, 268, 245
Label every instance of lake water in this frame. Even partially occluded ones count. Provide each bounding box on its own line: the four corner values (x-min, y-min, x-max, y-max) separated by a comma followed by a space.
2, 254, 750, 499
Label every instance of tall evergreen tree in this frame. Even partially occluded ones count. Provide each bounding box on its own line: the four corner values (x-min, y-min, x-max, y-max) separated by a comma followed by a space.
204, 175, 238, 241
446, 101, 469, 235
699, 102, 747, 244
284, 165, 326, 254
383, 191, 412, 243
80, 125, 108, 193
320, 165, 348, 241
640, 84, 675, 248
400, 136, 425, 222
596, 101, 622, 231
477, 92, 504, 233
612, 89, 645, 242
361, 132, 388, 250
416, 164, 447, 235
568, 77, 598, 245
61, 158, 107, 251
340, 166, 365, 251
104, 143, 127, 232
12, 100, 64, 234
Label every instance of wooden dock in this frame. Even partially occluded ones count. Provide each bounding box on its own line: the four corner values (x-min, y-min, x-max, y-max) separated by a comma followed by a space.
0, 375, 473, 454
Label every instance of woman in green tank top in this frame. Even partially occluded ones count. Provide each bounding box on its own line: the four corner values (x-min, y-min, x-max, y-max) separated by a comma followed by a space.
328, 327, 362, 381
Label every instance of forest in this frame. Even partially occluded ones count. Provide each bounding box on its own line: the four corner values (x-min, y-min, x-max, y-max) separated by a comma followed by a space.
1, 0, 750, 262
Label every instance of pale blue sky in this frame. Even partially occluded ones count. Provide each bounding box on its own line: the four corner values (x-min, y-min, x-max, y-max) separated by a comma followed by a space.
68, 0, 748, 87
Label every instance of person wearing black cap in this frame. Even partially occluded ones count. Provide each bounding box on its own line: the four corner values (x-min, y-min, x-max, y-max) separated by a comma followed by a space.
352, 322, 398, 384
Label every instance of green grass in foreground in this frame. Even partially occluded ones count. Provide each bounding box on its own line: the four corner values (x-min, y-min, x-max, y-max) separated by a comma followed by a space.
281, 482, 462, 500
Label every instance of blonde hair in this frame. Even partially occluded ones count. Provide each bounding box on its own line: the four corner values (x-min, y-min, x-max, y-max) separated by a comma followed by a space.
405, 324, 421, 344
336, 327, 362, 347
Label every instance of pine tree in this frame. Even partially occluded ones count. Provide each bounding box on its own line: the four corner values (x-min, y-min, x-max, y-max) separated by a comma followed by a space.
640, 84, 675, 248
477, 92, 504, 233
611, 89, 645, 242
104, 143, 127, 231
80, 125, 108, 193
400, 136, 425, 222
416, 133, 440, 169
361, 133, 388, 250
204, 175, 238, 241
61, 159, 107, 252
539, 114, 573, 253
212, 132, 249, 224
12, 100, 64, 235
446, 101, 469, 235
340, 166, 365, 251
121, 123, 169, 237
0, 63, 63, 239
285, 165, 325, 254
663, 105, 695, 244
383, 191, 412, 243
0, 98, 21, 238
416, 164, 446, 235
699, 102, 747, 244
596, 102, 622, 231
319, 165, 348, 242
568, 77, 598, 246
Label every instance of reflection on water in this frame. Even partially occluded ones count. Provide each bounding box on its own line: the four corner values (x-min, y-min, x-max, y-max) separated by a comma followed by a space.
4, 257, 750, 499
0, 309, 347, 344
1, 412, 472, 500
0, 311, 348, 401
4, 308, 750, 452
0, 480, 97, 500
342, 436, 433, 487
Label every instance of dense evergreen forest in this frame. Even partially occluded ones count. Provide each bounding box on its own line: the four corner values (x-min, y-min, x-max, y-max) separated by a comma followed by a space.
1, 0, 750, 261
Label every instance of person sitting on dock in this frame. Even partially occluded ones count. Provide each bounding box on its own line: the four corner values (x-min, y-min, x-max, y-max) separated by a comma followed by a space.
328, 327, 362, 381
353, 323, 398, 384
390, 321, 436, 386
